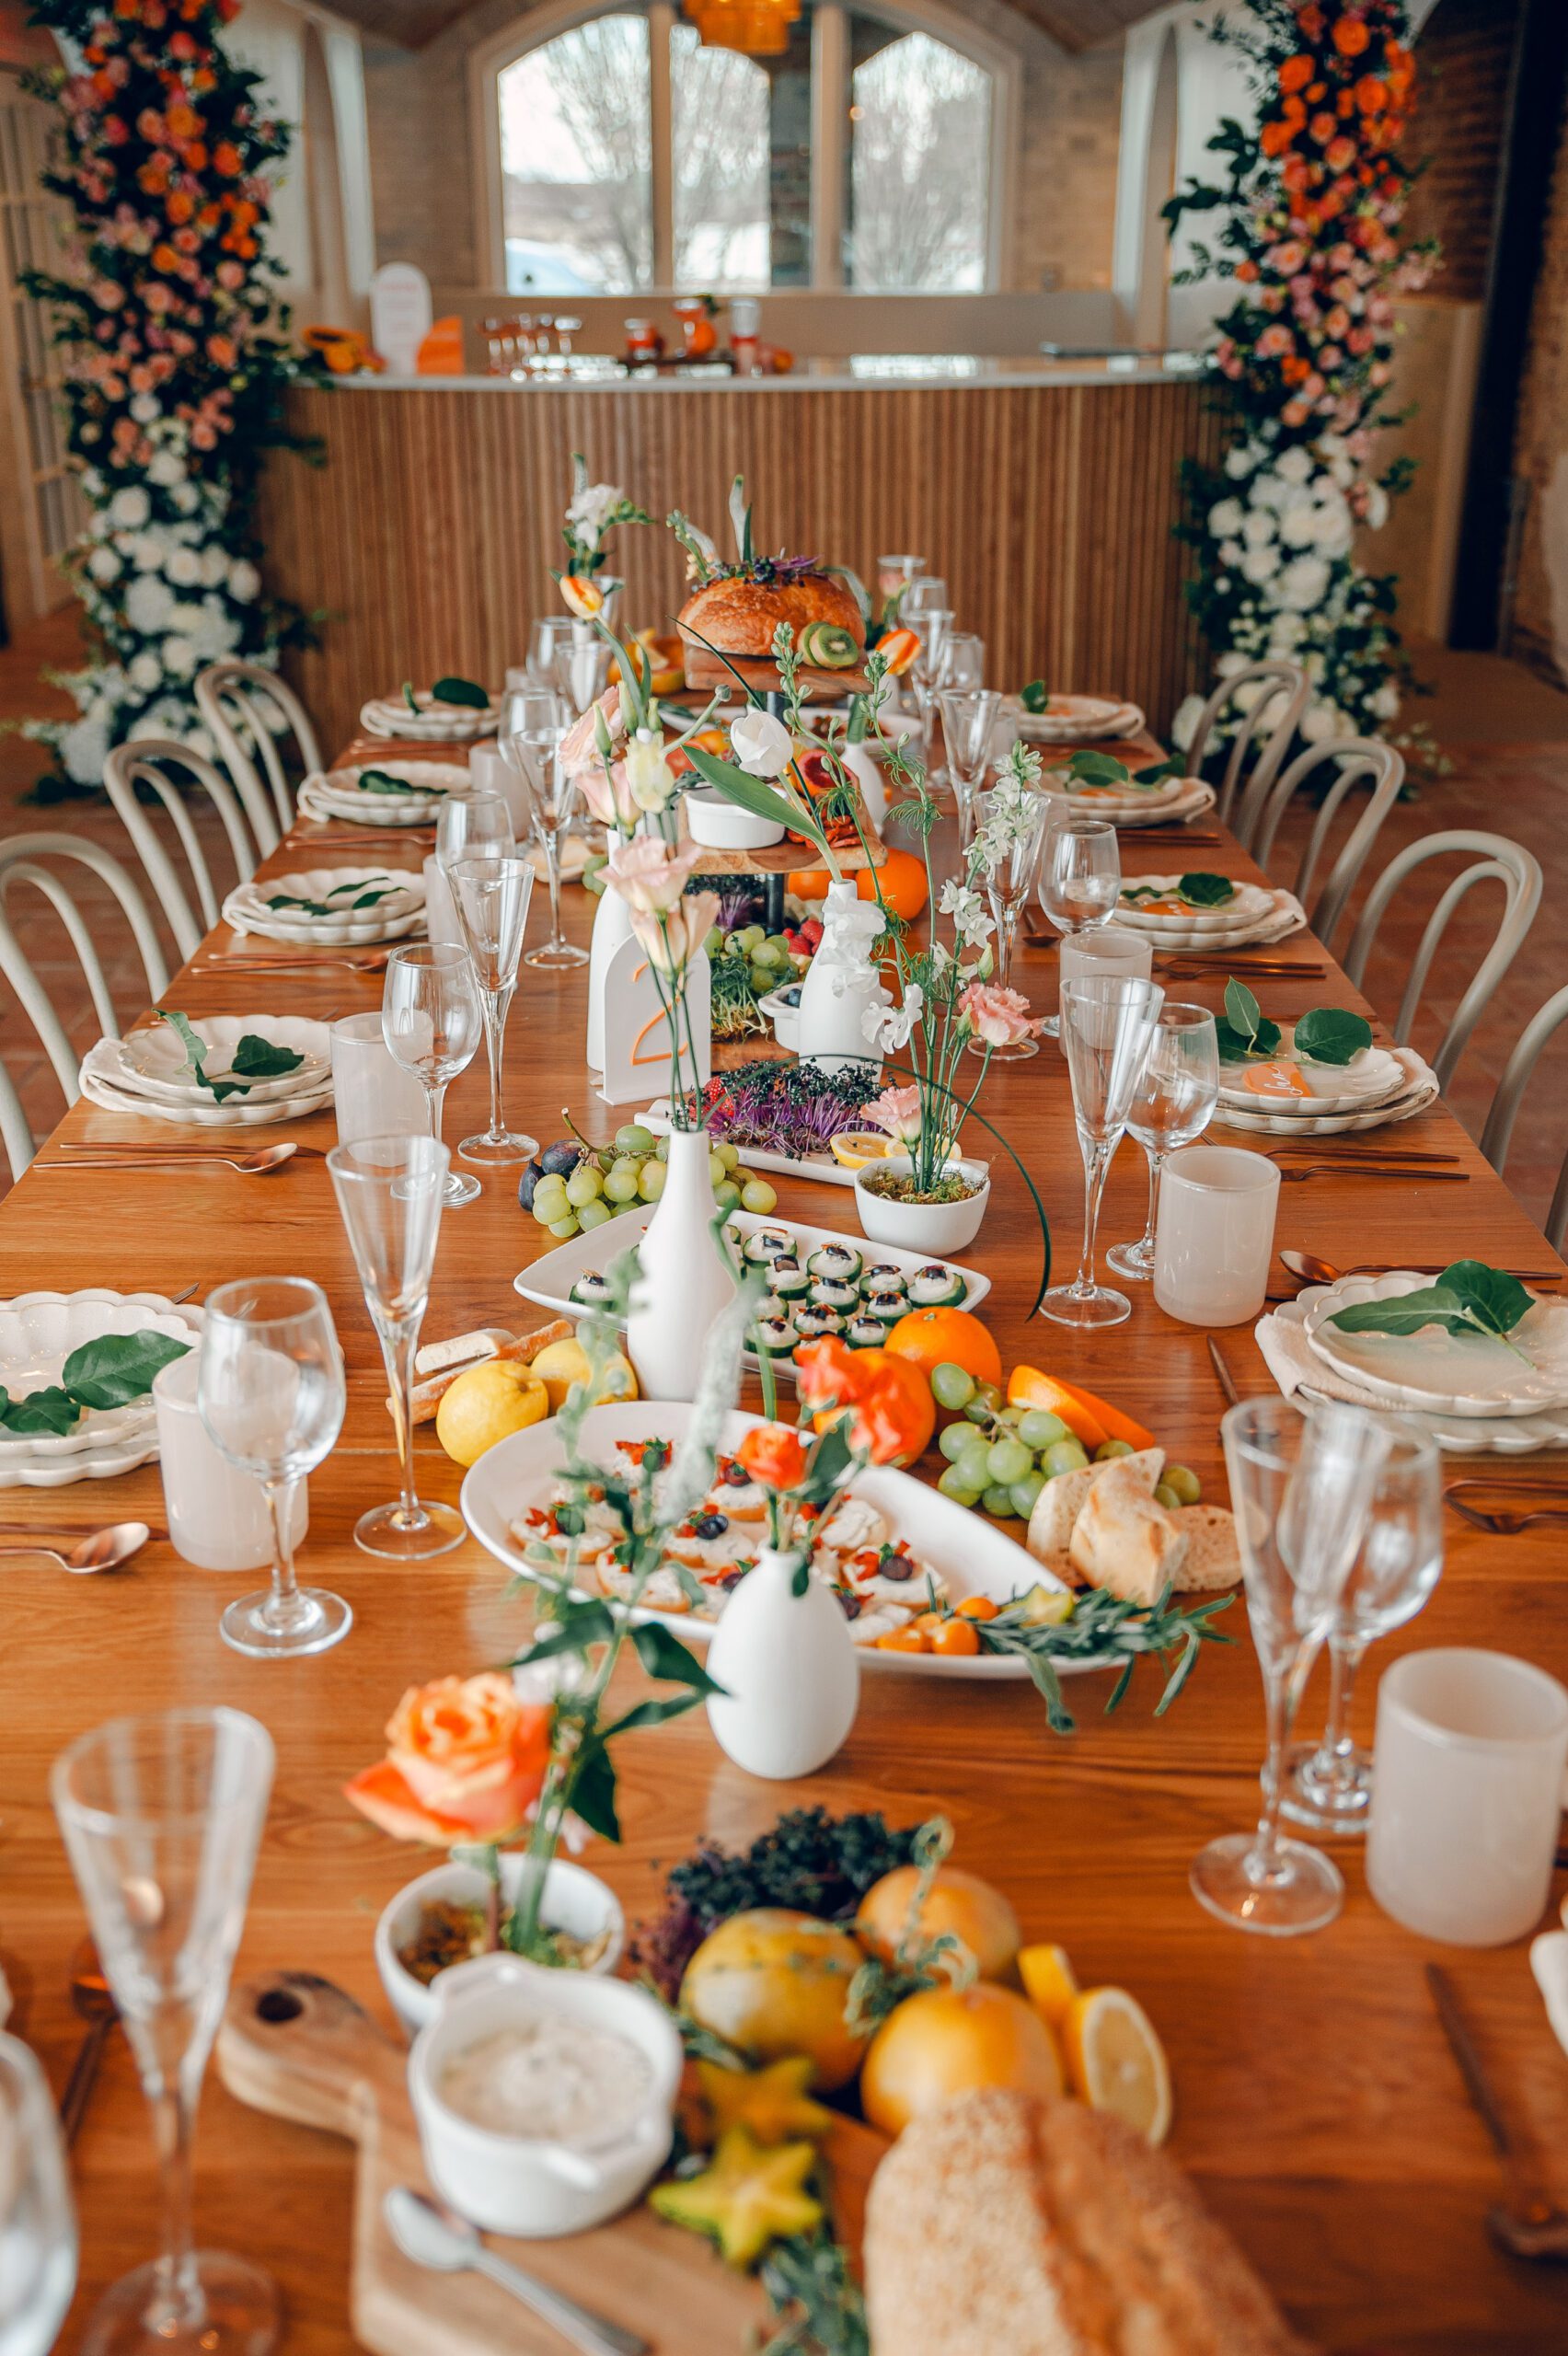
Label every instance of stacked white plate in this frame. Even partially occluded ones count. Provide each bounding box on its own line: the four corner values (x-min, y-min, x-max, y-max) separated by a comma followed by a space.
1214, 1033, 1439, 1137
1112, 876, 1307, 951
1265, 1273, 1568, 1455
1004, 694, 1145, 744
1041, 776, 1217, 830
0, 1288, 203, 1487
222, 864, 426, 946
80, 1015, 333, 1127
359, 691, 500, 743
298, 759, 466, 826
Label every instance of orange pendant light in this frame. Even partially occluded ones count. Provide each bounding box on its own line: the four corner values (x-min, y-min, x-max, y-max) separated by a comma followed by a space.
683, 0, 800, 57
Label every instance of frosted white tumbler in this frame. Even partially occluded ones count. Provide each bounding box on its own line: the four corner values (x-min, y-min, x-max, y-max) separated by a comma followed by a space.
470, 740, 528, 837
1058, 925, 1153, 989
1366, 1648, 1568, 1946
155, 1349, 307, 1572
331, 1011, 428, 1147
1153, 1144, 1280, 1326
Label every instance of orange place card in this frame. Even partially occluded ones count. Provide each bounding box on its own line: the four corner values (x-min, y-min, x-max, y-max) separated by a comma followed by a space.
1242, 1059, 1313, 1097
416, 317, 466, 375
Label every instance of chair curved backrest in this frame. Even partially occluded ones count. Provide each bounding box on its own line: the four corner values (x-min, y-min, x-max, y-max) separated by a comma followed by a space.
104, 740, 262, 964
1250, 735, 1405, 946
0, 834, 170, 1175
1342, 829, 1543, 1092
195, 659, 322, 847
1480, 983, 1568, 1253
1182, 660, 1309, 840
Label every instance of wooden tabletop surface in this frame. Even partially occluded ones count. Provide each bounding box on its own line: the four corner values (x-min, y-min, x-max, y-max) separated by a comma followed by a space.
6, 756, 1568, 2355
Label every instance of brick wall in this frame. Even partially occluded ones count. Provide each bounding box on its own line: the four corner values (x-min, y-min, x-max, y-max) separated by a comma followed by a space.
1511, 82, 1568, 687
1403, 0, 1516, 303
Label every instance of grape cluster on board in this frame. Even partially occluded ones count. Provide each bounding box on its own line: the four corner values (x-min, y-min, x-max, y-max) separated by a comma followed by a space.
928, 1363, 1202, 1526
520, 1124, 779, 1243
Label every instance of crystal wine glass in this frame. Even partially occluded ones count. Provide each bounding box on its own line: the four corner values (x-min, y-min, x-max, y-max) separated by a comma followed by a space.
1106, 1004, 1219, 1280
902, 575, 948, 621
1191, 1398, 1391, 1935
0, 2034, 76, 2356
1041, 974, 1164, 1328
198, 1276, 350, 1657
909, 608, 953, 787
1281, 1417, 1443, 1832
1037, 813, 1121, 1040
526, 618, 574, 687
450, 851, 536, 1162
969, 780, 1050, 1058
435, 786, 514, 872
940, 631, 985, 692
382, 942, 483, 1205
939, 687, 999, 847
554, 622, 612, 719
52, 1708, 275, 2356
328, 1134, 462, 1560
513, 740, 587, 969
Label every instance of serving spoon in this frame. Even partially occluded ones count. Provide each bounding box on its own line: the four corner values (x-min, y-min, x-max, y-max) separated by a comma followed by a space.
0, 1522, 150, 1575
1279, 1250, 1561, 1288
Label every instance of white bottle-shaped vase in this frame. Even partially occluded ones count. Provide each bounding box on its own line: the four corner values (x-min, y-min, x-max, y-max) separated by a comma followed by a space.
625, 1126, 736, 1402
706, 1546, 859, 1780
795, 880, 886, 1078
586, 828, 633, 1073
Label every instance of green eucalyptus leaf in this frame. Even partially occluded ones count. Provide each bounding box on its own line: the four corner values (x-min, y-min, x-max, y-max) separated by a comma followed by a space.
1439, 1260, 1535, 1340
357, 770, 430, 795
155, 1007, 209, 1081
62, 1329, 192, 1410
1291, 1007, 1373, 1067
430, 675, 489, 708
230, 1035, 306, 1080
0, 1385, 81, 1437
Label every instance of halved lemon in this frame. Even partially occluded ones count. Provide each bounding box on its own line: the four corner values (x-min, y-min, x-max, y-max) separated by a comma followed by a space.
1061, 1986, 1172, 2146
829, 1131, 896, 1170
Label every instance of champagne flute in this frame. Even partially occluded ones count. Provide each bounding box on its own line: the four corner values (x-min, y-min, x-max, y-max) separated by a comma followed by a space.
1106, 1004, 1219, 1280
383, 942, 483, 1205
450, 852, 536, 1162
329, 1134, 462, 1560
902, 575, 948, 621
198, 1276, 349, 1657
1191, 1399, 1390, 1934
970, 780, 1050, 1057
554, 622, 612, 719
1281, 1419, 1443, 1832
515, 741, 588, 969
0, 2034, 75, 2356
1041, 974, 1163, 1327
909, 607, 953, 787
427, 787, 514, 946
52, 1708, 276, 2356
938, 687, 999, 846
1037, 813, 1121, 1039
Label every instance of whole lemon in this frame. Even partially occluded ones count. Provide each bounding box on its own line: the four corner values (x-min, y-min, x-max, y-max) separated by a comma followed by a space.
681, 1909, 868, 2091
528, 1336, 638, 1414
860, 1982, 1062, 2137
435, 1360, 549, 1466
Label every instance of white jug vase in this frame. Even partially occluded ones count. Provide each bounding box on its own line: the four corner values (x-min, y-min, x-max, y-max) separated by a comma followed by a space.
795, 881, 886, 1078
706, 1545, 859, 1780
586, 827, 633, 1072
624, 1125, 736, 1402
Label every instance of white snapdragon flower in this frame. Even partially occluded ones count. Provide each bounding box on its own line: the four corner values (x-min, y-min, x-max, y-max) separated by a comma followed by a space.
227, 559, 261, 602
939, 877, 994, 948
1208, 497, 1245, 537
1275, 554, 1331, 612
110, 486, 150, 528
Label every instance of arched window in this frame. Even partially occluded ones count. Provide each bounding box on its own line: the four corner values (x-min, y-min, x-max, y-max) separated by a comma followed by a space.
481, 0, 1010, 294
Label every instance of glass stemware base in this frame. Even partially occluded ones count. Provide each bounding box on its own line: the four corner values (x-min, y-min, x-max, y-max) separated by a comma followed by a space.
1277, 1738, 1374, 1832
355, 1498, 466, 1559
1037, 1279, 1131, 1328
442, 1170, 481, 1207
525, 939, 589, 969
968, 1035, 1037, 1060
1105, 1236, 1155, 1280
459, 1128, 538, 1165
1189, 1830, 1344, 1935
81, 2254, 281, 2356
220, 1587, 352, 1658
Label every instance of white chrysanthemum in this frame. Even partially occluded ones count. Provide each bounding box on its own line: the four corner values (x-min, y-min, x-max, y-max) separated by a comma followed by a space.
162, 635, 198, 676
165, 546, 202, 586
1208, 498, 1245, 537
127, 713, 167, 743
1310, 502, 1354, 560
171, 482, 200, 514
1299, 700, 1341, 744
228, 559, 261, 602
1275, 554, 1331, 612
1268, 611, 1307, 651
124, 575, 176, 633
183, 724, 215, 759
146, 450, 184, 488
126, 533, 166, 572
86, 545, 121, 583
129, 394, 159, 425
1224, 441, 1261, 479
1218, 538, 1243, 567
59, 713, 110, 785
110, 486, 150, 529
201, 544, 230, 588
1241, 543, 1281, 583
1241, 508, 1276, 547
1275, 445, 1312, 484
1371, 682, 1401, 720
188, 605, 239, 659
129, 652, 163, 691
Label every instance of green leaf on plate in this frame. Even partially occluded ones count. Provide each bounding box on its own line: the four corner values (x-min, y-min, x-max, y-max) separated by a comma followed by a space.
1328, 1264, 1535, 1352
1290, 1007, 1373, 1067
430, 675, 490, 708
229, 1034, 306, 1081
401, 680, 419, 713
0, 1385, 81, 1436
1439, 1260, 1535, 1341
1065, 751, 1130, 789
1132, 756, 1187, 785
1215, 978, 1280, 1062
356, 769, 424, 795
63, 1329, 192, 1410
1020, 680, 1049, 713
1177, 872, 1237, 907
155, 1007, 210, 1082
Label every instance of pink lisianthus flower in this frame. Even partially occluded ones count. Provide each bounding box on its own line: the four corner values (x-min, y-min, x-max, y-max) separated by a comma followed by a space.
606, 833, 703, 917
631, 890, 721, 978
958, 982, 1042, 1048
559, 682, 628, 775
576, 755, 640, 832
861, 1084, 923, 1145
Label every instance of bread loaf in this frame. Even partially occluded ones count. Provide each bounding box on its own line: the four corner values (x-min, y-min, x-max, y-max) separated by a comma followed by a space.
864, 2090, 1311, 2356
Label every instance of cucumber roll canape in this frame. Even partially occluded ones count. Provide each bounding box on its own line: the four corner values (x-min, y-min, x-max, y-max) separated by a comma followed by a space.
860, 1264, 905, 1294
907, 1262, 966, 1309
570, 1270, 614, 1307
744, 1227, 796, 1265
807, 1242, 863, 1282
792, 1305, 846, 1339
862, 1295, 906, 1331
810, 1277, 860, 1311
753, 1316, 800, 1357
769, 1258, 810, 1299
845, 1313, 887, 1349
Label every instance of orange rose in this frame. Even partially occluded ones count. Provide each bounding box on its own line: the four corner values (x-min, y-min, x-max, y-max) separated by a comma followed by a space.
842, 1373, 915, 1467
1332, 17, 1370, 56
167, 102, 201, 139
792, 1335, 863, 1419
213, 141, 242, 176
152, 242, 179, 273
1261, 121, 1295, 157
738, 1423, 809, 1492
344, 1671, 551, 1847
166, 190, 193, 223
1278, 54, 1313, 93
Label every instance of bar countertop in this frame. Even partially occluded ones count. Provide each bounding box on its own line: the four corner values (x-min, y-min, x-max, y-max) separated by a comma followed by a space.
340, 352, 1207, 393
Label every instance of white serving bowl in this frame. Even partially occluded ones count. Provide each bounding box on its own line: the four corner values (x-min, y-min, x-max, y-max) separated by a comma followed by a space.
852, 1155, 991, 1253
375, 1854, 625, 2039
409, 1951, 681, 2237
682, 788, 785, 849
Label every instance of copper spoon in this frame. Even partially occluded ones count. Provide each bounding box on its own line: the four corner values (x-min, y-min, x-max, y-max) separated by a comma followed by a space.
0, 1522, 150, 1574
59, 1938, 118, 2146
40, 1144, 298, 1175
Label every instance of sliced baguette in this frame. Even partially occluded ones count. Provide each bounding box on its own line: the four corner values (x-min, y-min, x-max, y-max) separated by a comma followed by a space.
403, 1318, 574, 1424
1068, 1459, 1189, 1605
1027, 1448, 1164, 1580
1170, 1503, 1242, 1592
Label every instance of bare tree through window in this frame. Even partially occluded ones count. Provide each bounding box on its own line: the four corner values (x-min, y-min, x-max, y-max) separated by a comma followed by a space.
847, 29, 990, 290
500, 17, 652, 294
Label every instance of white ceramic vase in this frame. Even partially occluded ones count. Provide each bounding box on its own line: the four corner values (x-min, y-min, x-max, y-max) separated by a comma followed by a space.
840, 742, 888, 827
795, 880, 885, 1078
625, 1125, 736, 1401
586, 827, 633, 1072
706, 1546, 859, 1780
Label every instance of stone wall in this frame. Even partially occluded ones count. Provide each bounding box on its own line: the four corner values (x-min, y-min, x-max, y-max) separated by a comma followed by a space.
1512, 90, 1568, 687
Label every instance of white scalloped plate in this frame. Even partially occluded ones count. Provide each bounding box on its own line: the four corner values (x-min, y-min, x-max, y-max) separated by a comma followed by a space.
1217, 1032, 1407, 1116
1078, 780, 1216, 831
111, 1016, 330, 1106
223, 866, 426, 947
1303, 1271, 1568, 1416
297, 780, 436, 830
1043, 775, 1187, 816
1122, 891, 1309, 953
1272, 1285, 1568, 1455
305, 760, 464, 822
1211, 1050, 1438, 1136
360, 694, 499, 742
0, 1289, 202, 1457
79, 1050, 333, 1128
1115, 877, 1274, 937
0, 1431, 163, 1489
1006, 696, 1145, 744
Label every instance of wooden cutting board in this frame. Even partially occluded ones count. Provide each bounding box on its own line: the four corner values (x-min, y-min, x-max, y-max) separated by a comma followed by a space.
216, 1969, 884, 2356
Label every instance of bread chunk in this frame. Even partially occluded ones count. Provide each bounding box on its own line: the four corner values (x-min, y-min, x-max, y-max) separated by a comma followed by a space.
1068, 1461, 1189, 1603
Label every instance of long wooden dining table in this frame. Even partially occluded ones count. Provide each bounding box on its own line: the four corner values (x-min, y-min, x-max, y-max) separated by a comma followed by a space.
5, 751, 1568, 2356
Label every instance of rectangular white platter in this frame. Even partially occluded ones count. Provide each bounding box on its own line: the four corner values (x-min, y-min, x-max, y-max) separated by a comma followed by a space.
640, 1100, 856, 1188
513, 1202, 989, 1383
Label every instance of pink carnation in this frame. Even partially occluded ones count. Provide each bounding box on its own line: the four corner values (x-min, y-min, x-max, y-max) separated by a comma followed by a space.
861, 1085, 923, 1144
958, 983, 1042, 1048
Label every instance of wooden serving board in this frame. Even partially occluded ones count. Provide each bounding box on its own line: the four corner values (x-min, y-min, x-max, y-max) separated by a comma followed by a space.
216, 1969, 883, 2356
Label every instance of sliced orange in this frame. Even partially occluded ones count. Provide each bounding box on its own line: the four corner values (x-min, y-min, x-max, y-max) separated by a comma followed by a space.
1005, 1367, 1108, 1450
1242, 1058, 1313, 1098
1019, 1943, 1079, 2031
1051, 1379, 1156, 1454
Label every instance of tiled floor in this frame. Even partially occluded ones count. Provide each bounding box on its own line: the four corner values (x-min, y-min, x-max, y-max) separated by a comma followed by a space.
1, 607, 1565, 1235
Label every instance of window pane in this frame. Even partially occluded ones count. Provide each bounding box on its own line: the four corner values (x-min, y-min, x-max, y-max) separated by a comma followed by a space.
498, 17, 651, 294
671, 24, 769, 290
846, 24, 990, 290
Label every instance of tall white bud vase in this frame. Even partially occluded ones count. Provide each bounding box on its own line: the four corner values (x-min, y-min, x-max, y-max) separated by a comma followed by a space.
586, 830, 632, 1072
625, 1126, 735, 1402
706, 1547, 859, 1779
796, 881, 886, 1078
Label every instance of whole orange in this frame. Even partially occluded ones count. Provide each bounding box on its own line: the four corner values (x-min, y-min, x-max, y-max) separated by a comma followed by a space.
857, 848, 929, 924
788, 869, 832, 902
883, 1306, 1002, 1394
811, 1345, 934, 1465
855, 1865, 1021, 1982
860, 1982, 1062, 2136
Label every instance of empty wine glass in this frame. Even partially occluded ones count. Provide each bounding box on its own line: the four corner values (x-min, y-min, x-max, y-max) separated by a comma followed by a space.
435, 786, 514, 871
1036, 813, 1121, 1039
938, 687, 999, 845
383, 943, 483, 1205
940, 632, 985, 692
1191, 1399, 1390, 1934
514, 741, 587, 970
1041, 974, 1163, 1327
526, 618, 574, 687
1281, 1418, 1443, 1833
0, 2034, 76, 2356
52, 1708, 275, 2356
329, 1134, 463, 1560
554, 622, 611, 718
450, 852, 536, 1162
909, 609, 954, 787
198, 1276, 349, 1657
1106, 1004, 1220, 1280
902, 575, 948, 621
970, 780, 1050, 1058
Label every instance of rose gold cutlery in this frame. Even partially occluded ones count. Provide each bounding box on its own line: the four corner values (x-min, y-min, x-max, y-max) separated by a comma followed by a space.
39, 1144, 299, 1175
1277, 1250, 1562, 1288
190, 948, 398, 975
1426, 1964, 1568, 2261
59, 1937, 118, 2147
0, 1522, 150, 1575
1273, 1162, 1470, 1184
1444, 1484, 1568, 1536
1206, 1334, 1240, 1406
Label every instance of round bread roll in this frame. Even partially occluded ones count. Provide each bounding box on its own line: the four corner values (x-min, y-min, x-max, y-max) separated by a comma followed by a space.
677, 571, 864, 659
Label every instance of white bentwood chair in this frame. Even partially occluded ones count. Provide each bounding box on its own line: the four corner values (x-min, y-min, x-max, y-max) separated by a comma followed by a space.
0, 835, 169, 1182
1181, 659, 1309, 844
195, 659, 323, 849
1481, 984, 1568, 1253
1250, 735, 1405, 945
104, 740, 264, 964
1342, 830, 1543, 1093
